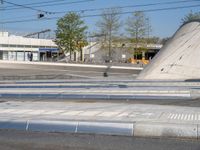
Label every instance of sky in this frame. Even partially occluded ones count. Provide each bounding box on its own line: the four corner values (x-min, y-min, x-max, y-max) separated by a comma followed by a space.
1, 0, 200, 38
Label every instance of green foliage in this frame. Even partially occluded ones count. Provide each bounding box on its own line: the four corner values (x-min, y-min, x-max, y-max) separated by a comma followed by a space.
182, 11, 200, 24
55, 12, 87, 59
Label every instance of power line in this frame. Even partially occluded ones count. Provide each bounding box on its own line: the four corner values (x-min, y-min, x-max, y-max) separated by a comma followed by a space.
3, 0, 53, 14
2, 0, 199, 21
2, 0, 95, 11
1, 4, 200, 24
54, 0, 200, 14
3, 0, 69, 9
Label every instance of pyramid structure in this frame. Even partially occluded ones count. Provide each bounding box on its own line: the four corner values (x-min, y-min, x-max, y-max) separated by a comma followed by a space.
137, 20, 200, 80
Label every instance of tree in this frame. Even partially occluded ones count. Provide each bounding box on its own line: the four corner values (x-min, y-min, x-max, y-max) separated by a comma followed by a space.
126, 11, 150, 59
182, 11, 200, 24
55, 12, 87, 61
97, 8, 121, 61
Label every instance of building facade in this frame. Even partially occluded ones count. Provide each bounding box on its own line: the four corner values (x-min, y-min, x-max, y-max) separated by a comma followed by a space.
0, 32, 58, 61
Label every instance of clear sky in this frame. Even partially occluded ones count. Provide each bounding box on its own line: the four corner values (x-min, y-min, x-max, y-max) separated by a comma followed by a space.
1, 0, 200, 38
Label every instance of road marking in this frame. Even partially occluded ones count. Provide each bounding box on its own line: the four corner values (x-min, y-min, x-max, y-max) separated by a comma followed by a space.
79, 111, 101, 116
174, 114, 178, 119
188, 114, 191, 121
177, 114, 181, 120
181, 114, 184, 120
191, 114, 194, 121
117, 112, 130, 117
167, 113, 172, 119
184, 114, 188, 120
60, 111, 83, 116
170, 114, 175, 119
97, 111, 120, 117
167, 113, 200, 121
42, 110, 65, 115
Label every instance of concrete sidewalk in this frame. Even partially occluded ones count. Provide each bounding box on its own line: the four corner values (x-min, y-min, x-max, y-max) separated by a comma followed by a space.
0, 101, 200, 139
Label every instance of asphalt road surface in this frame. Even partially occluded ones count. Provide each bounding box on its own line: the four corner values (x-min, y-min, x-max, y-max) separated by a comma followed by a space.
0, 130, 199, 150
0, 61, 141, 80
1, 97, 200, 107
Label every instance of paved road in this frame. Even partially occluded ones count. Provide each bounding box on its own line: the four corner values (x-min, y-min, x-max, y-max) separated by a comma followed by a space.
1, 101, 199, 124
0, 61, 141, 80
1, 97, 200, 107
0, 130, 199, 150
1, 80, 200, 100
0, 100, 200, 139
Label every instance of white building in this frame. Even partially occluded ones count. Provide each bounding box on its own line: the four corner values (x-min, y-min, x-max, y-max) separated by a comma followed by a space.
0, 32, 58, 61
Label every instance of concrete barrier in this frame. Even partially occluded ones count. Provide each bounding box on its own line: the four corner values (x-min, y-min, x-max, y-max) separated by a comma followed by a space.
190, 89, 200, 99
134, 122, 198, 139
0, 93, 192, 100
0, 120, 199, 139
0, 120, 134, 136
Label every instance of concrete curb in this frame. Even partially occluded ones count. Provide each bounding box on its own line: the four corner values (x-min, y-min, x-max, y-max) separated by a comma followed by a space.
0, 93, 192, 100
0, 120, 134, 136
134, 122, 199, 139
0, 60, 143, 70
0, 120, 199, 139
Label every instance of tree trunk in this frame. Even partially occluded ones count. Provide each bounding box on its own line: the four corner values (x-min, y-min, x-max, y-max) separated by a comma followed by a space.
74, 52, 76, 62
80, 48, 83, 62
69, 50, 72, 61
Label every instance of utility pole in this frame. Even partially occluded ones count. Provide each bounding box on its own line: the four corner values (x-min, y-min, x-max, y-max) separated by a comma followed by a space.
0, 0, 4, 34
108, 30, 112, 62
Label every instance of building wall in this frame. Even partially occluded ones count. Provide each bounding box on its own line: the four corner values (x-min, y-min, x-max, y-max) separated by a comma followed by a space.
0, 32, 58, 61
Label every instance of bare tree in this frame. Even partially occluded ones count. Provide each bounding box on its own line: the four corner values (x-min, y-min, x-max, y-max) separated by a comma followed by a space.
97, 8, 121, 61
126, 11, 151, 59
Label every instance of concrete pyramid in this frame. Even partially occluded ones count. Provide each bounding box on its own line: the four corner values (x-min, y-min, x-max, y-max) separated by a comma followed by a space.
138, 20, 200, 80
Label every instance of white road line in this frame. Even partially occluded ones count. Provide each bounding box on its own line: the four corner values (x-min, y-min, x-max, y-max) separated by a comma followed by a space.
168, 113, 172, 119
188, 114, 191, 121
98, 111, 120, 117
184, 114, 188, 120
79, 111, 101, 116
170, 114, 175, 119
42, 110, 65, 115
174, 114, 178, 119
60, 111, 83, 116
191, 114, 194, 121
181, 114, 184, 120
177, 114, 181, 120
0, 60, 143, 70
118, 112, 130, 117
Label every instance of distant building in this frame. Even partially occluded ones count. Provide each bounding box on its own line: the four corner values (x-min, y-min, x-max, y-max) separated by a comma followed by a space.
0, 32, 58, 61
83, 42, 162, 64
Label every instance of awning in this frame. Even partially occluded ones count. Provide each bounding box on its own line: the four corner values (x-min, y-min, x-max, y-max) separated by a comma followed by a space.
39, 48, 59, 52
